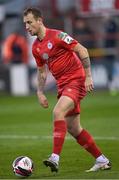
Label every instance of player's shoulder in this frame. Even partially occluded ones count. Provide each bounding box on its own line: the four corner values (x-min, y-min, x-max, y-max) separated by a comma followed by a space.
33, 38, 39, 46
32, 38, 39, 53
57, 31, 68, 40
49, 28, 70, 42
47, 28, 61, 34
32, 38, 38, 48
47, 28, 61, 38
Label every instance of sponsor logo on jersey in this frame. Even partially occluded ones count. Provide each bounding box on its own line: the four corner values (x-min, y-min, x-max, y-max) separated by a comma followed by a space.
36, 48, 40, 52
58, 32, 67, 40
58, 32, 73, 44
42, 53, 49, 60
67, 88, 72, 92
47, 42, 53, 49
63, 35, 73, 44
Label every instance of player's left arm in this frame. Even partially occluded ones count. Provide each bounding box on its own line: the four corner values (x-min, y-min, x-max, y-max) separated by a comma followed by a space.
73, 43, 94, 92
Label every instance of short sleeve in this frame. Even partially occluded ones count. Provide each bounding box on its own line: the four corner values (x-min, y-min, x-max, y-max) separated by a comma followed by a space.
56, 31, 78, 50
32, 47, 45, 67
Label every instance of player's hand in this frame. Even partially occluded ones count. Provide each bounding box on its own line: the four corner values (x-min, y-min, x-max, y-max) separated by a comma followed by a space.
37, 91, 49, 108
85, 76, 94, 92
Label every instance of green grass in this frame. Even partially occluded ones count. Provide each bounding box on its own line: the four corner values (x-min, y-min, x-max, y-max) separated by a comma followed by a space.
0, 91, 119, 179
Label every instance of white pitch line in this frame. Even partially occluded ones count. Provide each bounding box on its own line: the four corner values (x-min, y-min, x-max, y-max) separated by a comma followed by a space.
0, 135, 119, 140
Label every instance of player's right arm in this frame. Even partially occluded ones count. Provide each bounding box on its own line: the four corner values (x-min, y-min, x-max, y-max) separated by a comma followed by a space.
32, 43, 48, 108
37, 65, 49, 108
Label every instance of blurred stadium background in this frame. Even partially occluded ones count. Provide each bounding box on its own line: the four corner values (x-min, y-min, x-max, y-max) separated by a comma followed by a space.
0, 0, 119, 95
0, 0, 119, 179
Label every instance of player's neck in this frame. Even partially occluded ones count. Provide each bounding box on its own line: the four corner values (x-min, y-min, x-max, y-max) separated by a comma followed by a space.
37, 26, 46, 41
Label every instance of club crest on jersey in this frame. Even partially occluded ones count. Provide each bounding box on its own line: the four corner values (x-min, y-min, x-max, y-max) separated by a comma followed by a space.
47, 42, 53, 49
42, 53, 49, 60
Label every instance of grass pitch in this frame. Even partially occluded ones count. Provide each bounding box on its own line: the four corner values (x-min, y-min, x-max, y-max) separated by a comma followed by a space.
0, 91, 119, 179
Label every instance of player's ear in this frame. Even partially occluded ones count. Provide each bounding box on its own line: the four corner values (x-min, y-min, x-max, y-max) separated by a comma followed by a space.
38, 17, 43, 25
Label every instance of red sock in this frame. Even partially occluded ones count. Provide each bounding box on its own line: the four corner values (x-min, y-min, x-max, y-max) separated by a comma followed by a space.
76, 129, 102, 158
53, 120, 67, 155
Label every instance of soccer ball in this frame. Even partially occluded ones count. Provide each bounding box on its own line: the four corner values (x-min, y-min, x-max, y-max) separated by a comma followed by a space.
12, 156, 34, 178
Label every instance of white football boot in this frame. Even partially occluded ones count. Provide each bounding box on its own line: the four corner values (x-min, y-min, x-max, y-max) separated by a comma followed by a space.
43, 154, 59, 172
86, 156, 111, 172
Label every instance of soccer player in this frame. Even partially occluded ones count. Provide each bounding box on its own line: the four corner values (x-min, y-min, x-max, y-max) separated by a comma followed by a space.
23, 7, 111, 173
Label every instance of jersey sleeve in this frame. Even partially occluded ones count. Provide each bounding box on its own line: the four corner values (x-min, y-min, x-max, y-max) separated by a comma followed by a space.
32, 46, 45, 67
56, 31, 78, 50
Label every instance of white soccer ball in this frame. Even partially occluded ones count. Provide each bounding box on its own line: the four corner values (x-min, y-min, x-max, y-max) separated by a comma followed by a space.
12, 156, 34, 178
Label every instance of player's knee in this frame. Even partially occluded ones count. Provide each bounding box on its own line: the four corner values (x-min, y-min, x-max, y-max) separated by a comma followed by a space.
67, 123, 72, 131
67, 125, 82, 137
53, 107, 65, 119
67, 125, 74, 136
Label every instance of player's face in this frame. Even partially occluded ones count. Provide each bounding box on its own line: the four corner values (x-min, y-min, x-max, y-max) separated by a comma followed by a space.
23, 13, 42, 36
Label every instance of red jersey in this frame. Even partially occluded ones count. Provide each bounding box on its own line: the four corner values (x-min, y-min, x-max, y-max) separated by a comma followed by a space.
32, 28, 85, 82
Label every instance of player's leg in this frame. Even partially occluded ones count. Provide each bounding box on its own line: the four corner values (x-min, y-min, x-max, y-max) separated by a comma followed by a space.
43, 95, 74, 172
66, 114, 103, 158
66, 114, 111, 172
